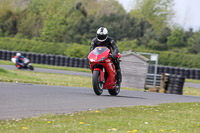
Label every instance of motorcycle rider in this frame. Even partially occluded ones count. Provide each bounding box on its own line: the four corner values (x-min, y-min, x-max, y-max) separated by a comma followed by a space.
90, 27, 122, 86
15, 53, 25, 67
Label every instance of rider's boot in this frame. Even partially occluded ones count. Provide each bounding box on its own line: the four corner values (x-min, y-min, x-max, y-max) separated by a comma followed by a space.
116, 69, 122, 85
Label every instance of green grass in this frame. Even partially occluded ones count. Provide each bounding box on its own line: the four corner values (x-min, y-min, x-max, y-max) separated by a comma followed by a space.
0, 67, 9, 73
186, 79, 200, 84
0, 68, 92, 88
183, 87, 200, 96
0, 102, 199, 133
0, 60, 13, 65
0, 60, 91, 73
0, 67, 138, 91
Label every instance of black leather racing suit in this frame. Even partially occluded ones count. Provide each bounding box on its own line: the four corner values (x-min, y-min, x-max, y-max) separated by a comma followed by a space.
90, 37, 122, 84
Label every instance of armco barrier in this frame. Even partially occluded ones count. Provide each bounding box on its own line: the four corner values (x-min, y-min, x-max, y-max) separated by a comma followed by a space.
65, 57, 70, 66
196, 69, 200, 80
184, 69, 189, 79
0, 50, 89, 69
55, 56, 60, 66
164, 66, 169, 73
189, 69, 195, 79
148, 64, 200, 80
59, 56, 65, 66
69, 57, 75, 67
169, 67, 175, 74
0, 50, 200, 79
74, 58, 79, 68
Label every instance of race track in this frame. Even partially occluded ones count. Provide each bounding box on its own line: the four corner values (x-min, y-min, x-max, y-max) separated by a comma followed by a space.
0, 82, 199, 120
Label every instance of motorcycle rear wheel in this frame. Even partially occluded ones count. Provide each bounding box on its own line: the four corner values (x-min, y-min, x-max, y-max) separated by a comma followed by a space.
29, 65, 34, 70
108, 84, 120, 96
92, 70, 104, 95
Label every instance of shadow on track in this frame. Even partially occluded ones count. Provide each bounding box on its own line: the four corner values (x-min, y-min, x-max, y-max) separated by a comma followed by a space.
101, 95, 147, 99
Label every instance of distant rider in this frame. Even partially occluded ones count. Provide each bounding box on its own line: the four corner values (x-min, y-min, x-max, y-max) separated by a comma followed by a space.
15, 53, 25, 68
90, 27, 122, 86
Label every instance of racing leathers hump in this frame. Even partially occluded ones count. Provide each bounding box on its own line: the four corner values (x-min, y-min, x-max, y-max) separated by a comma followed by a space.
90, 37, 119, 57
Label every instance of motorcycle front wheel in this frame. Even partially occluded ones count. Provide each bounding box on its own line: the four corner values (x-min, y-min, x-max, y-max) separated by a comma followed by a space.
16, 64, 22, 69
92, 70, 104, 95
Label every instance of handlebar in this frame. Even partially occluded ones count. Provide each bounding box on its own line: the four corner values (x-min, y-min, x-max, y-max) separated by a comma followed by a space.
108, 53, 121, 59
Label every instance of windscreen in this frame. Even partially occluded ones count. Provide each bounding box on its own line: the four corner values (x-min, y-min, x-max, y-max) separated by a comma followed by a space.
93, 47, 108, 55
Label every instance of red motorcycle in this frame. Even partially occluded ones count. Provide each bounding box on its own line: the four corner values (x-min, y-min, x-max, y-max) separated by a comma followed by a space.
88, 46, 121, 96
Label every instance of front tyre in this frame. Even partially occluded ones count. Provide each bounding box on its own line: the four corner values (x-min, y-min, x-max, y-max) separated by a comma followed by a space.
16, 64, 22, 69
92, 70, 104, 95
108, 84, 120, 96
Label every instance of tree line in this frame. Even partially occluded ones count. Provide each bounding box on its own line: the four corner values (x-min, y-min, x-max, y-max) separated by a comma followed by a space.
0, 0, 200, 68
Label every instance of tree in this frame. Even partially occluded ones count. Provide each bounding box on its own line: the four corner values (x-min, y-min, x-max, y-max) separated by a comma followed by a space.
40, 0, 74, 42
77, 0, 126, 17
167, 27, 186, 49
63, 10, 88, 43
157, 27, 171, 44
139, 27, 156, 45
0, 1, 21, 37
155, 27, 171, 49
17, 10, 43, 38
187, 31, 200, 54
130, 0, 174, 30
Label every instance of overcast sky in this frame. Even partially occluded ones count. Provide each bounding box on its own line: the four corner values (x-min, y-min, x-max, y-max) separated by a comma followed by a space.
117, 0, 200, 31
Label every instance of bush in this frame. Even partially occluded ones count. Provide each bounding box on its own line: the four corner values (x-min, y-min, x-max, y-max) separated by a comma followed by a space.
1, 37, 200, 68
64, 43, 90, 58
167, 28, 186, 49
0, 37, 68, 55
117, 39, 138, 52
148, 39, 166, 50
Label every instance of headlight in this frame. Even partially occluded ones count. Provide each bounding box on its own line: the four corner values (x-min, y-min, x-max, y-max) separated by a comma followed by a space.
98, 57, 106, 62
89, 58, 95, 62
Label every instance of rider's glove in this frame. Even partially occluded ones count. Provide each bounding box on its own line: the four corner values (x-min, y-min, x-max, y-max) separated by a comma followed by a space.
20, 63, 24, 67
111, 54, 117, 59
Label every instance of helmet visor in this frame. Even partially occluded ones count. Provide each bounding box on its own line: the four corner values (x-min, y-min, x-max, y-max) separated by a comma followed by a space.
97, 34, 107, 41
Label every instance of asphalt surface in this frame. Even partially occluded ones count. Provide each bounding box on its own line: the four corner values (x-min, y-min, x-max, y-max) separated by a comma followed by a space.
0, 64, 91, 77
0, 82, 199, 120
0, 64, 200, 120
184, 82, 200, 89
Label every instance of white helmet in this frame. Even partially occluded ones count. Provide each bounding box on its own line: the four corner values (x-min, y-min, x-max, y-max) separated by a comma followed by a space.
96, 27, 108, 42
16, 53, 21, 56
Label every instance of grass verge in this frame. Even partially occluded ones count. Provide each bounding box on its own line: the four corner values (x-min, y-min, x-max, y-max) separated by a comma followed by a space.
0, 60, 90, 73
0, 102, 199, 133
0, 68, 92, 88
186, 79, 200, 84
183, 87, 200, 96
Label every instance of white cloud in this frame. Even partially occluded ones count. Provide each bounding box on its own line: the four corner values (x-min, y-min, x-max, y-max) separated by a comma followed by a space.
117, 0, 134, 12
